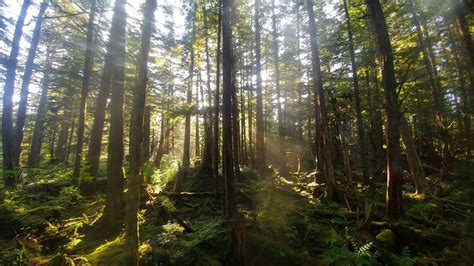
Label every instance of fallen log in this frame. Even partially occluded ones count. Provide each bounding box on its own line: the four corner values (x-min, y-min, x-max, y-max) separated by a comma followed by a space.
370, 221, 458, 249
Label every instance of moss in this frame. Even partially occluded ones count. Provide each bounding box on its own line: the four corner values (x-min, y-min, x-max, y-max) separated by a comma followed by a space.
84, 237, 125, 265
376, 229, 395, 250
406, 202, 440, 221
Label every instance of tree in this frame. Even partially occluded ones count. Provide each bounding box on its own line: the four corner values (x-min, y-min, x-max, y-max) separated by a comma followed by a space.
365, 0, 403, 219
27, 48, 53, 167
306, 0, 337, 199
72, 0, 97, 182
125, 0, 156, 263
182, 7, 197, 169
255, 0, 265, 171
342, 0, 368, 183
213, 2, 222, 191
13, 0, 48, 166
2, 0, 30, 187
99, 0, 127, 234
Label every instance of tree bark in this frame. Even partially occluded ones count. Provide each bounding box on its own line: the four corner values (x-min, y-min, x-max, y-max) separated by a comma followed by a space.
255, 0, 265, 171
213, 3, 222, 192
452, 0, 474, 103
126, 0, 156, 263
400, 115, 426, 194
200, 5, 214, 180
183, 26, 195, 169
73, 0, 97, 182
306, 0, 337, 199
271, 0, 282, 137
13, 0, 48, 166
365, 0, 403, 219
2, 0, 30, 187
342, 0, 368, 183
28, 49, 52, 167
142, 106, 151, 163
100, 0, 127, 234
87, 27, 115, 181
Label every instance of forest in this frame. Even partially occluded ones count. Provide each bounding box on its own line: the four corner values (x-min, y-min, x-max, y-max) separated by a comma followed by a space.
0, 0, 473, 264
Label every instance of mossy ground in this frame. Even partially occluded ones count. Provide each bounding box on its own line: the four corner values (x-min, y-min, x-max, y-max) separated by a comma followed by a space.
0, 160, 473, 265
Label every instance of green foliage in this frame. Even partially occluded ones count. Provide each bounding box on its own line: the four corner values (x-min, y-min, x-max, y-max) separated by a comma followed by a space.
151, 155, 180, 193
158, 221, 185, 245
406, 202, 441, 221
389, 246, 418, 266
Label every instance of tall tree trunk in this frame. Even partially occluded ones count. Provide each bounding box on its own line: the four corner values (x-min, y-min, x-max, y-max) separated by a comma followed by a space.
247, 80, 254, 167
408, 0, 450, 178
213, 3, 222, 191
183, 22, 196, 169
255, 0, 265, 171
400, 115, 426, 194
126, 0, 156, 263
222, 0, 244, 263
154, 112, 166, 168
200, 5, 214, 179
142, 106, 151, 163
100, 0, 127, 234
452, 0, 474, 103
365, 0, 403, 219
65, 112, 76, 164
271, 0, 282, 137
306, 0, 337, 199
87, 29, 115, 181
223, 0, 236, 220
296, 5, 303, 140
195, 73, 201, 158
56, 86, 75, 162
73, 0, 97, 182
342, 0, 368, 183
28, 49, 52, 167
13, 0, 48, 166
2, 0, 30, 187
232, 68, 240, 176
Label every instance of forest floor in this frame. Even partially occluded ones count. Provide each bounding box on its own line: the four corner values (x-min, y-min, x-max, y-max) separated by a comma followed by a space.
1, 160, 474, 265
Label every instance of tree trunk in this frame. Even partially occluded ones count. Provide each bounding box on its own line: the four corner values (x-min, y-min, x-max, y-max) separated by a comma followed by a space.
408, 0, 450, 178
271, 0, 282, 137
195, 73, 201, 159
306, 0, 337, 199
142, 106, 151, 163
452, 0, 474, 103
100, 0, 127, 234
87, 32, 115, 181
213, 3, 222, 192
28, 49, 52, 167
183, 21, 195, 169
200, 6, 214, 180
154, 112, 166, 168
13, 0, 48, 166
126, 0, 156, 263
365, 0, 403, 220
255, 0, 265, 171
56, 87, 74, 162
342, 0, 368, 183
2, 0, 30, 187
65, 112, 76, 164
232, 68, 240, 176
223, 0, 236, 220
73, 0, 97, 182
400, 115, 426, 194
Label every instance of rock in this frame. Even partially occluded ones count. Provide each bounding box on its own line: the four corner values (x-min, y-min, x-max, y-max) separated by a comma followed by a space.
376, 229, 395, 250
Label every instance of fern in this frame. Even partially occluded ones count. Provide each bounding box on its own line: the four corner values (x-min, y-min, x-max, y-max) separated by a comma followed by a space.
391, 246, 417, 266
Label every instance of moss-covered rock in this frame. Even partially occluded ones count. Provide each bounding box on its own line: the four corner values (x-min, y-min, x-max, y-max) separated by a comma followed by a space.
376, 229, 395, 250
